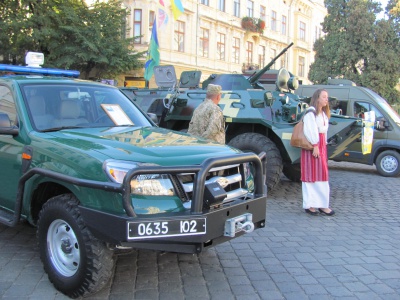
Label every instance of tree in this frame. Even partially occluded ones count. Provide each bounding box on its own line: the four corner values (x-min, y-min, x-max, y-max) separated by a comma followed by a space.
0, 0, 36, 64
0, 0, 144, 79
309, 0, 400, 104
387, 0, 400, 35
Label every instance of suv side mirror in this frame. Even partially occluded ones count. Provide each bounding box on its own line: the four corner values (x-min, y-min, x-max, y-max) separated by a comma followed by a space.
0, 113, 18, 136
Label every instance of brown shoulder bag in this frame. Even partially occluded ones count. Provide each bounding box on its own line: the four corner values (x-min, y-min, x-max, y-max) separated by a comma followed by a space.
290, 110, 315, 150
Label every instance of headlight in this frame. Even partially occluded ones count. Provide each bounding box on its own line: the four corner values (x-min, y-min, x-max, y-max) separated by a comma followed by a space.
104, 160, 175, 196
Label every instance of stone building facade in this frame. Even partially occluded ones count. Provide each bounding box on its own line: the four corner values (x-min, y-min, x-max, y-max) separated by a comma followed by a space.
120, 0, 326, 87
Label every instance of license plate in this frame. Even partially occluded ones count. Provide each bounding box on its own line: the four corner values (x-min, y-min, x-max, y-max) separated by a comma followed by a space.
127, 218, 206, 240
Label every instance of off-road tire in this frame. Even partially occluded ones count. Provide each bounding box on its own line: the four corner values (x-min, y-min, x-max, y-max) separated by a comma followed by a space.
282, 162, 301, 182
37, 194, 115, 298
229, 133, 283, 190
375, 150, 400, 177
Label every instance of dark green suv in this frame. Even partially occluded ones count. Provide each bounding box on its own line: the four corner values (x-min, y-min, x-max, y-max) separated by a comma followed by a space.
0, 58, 266, 297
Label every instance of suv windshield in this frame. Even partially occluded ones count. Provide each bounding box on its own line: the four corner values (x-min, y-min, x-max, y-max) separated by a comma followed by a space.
21, 83, 152, 131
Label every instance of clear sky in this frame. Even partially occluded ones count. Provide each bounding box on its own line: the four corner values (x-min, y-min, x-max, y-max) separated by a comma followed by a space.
377, 0, 389, 19
379, 0, 389, 8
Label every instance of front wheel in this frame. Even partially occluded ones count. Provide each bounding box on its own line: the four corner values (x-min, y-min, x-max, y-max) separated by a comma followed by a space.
282, 162, 301, 182
229, 133, 283, 191
375, 150, 400, 177
37, 194, 115, 298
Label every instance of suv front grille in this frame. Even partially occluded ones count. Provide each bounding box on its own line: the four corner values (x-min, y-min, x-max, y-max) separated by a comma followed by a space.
177, 163, 253, 207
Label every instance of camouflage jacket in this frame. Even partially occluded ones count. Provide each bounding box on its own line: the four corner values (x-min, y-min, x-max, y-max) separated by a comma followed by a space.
188, 98, 225, 144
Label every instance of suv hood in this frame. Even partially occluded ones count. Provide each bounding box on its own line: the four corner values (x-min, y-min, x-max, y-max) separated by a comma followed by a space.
44, 126, 238, 165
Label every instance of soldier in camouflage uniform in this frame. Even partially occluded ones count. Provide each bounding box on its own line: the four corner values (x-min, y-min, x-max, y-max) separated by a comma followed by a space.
188, 84, 225, 144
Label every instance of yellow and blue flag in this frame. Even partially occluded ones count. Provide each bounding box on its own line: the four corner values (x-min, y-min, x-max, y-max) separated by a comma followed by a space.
171, 0, 184, 20
144, 19, 160, 81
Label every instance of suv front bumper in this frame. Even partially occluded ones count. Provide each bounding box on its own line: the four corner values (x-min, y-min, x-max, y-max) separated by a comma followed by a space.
80, 152, 267, 253
79, 193, 266, 253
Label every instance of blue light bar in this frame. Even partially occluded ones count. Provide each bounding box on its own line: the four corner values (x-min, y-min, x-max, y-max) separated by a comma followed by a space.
0, 64, 80, 78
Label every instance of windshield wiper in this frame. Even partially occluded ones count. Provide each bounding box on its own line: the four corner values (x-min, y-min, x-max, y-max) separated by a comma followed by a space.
41, 126, 84, 132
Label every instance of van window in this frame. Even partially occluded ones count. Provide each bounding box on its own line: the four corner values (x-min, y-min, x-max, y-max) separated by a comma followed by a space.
354, 101, 383, 119
330, 99, 348, 115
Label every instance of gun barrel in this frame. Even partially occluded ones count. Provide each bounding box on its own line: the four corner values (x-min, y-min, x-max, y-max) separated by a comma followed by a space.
249, 42, 294, 84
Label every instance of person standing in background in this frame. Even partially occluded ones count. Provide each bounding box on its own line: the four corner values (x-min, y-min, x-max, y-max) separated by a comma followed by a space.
302, 89, 335, 216
188, 84, 225, 144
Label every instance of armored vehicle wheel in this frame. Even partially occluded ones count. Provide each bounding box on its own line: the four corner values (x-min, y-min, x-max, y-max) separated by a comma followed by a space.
37, 194, 115, 298
375, 150, 400, 177
229, 133, 282, 190
282, 163, 301, 182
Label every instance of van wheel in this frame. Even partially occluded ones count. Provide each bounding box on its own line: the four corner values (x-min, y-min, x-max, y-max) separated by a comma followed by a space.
228, 133, 283, 191
37, 194, 115, 298
282, 163, 301, 182
376, 150, 400, 177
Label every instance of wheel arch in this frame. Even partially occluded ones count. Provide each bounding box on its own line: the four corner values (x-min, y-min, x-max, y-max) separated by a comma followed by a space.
29, 180, 73, 224
371, 141, 400, 165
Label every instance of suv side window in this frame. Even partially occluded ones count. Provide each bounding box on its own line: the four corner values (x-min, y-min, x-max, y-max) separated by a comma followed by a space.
0, 85, 17, 127
354, 101, 383, 119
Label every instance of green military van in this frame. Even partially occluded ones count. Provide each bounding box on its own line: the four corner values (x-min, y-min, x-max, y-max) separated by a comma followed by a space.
295, 79, 400, 177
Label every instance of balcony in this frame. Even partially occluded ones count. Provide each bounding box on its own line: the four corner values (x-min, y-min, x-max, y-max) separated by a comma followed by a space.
241, 17, 265, 34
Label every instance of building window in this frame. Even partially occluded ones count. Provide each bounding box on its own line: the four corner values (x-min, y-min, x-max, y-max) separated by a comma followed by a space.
217, 33, 226, 60
246, 41, 253, 65
218, 0, 225, 12
271, 10, 277, 31
280, 53, 286, 68
299, 21, 306, 41
174, 21, 185, 52
299, 56, 305, 77
149, 11, 155, 26
134, 9, 142, 44
270, 49, 276, 68
314, 26, 317, 42
199, 28, 209, 57
247, 0, 254, 17
260, 5, 266, 21
232, 37, 240, 64
200, 0, 209, 5
281, 15, 287, 35
258, 45, 265, 68
233, 0, 240, 17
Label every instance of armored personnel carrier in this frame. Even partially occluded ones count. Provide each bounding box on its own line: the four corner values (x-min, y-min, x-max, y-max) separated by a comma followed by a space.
122, 44, 360, 190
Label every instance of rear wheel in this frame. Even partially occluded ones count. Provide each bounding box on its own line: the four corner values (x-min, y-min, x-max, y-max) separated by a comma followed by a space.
37, 194, 115, 298
375, 150, 400, 177
229, 133, 283, 191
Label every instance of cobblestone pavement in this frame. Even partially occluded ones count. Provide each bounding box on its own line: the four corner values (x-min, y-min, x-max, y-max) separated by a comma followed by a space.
1, 161, 399, 299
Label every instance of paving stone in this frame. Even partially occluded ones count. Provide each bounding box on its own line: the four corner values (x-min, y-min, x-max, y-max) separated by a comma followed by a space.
1, 162, 400, 299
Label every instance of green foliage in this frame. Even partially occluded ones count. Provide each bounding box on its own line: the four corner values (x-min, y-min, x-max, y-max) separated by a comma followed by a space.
0, 0, 144, 79
309, 0, 400, 104
241, 17, 265, 34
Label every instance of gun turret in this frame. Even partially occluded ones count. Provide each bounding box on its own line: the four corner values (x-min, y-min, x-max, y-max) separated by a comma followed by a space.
248, 42, 294, 85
